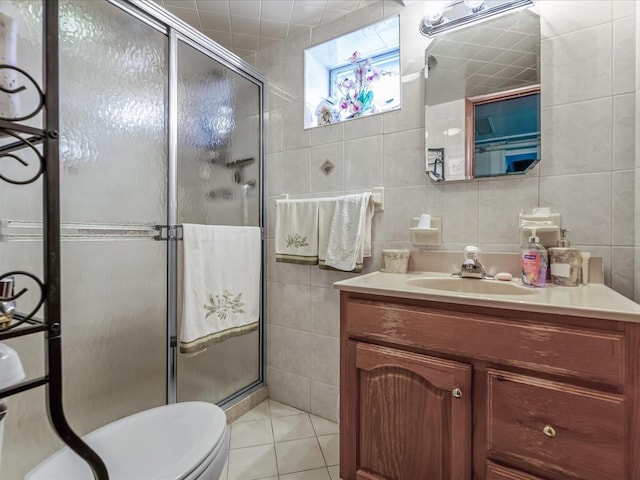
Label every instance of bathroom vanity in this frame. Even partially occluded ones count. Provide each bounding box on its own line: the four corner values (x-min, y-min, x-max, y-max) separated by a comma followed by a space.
335, 271, 640, 480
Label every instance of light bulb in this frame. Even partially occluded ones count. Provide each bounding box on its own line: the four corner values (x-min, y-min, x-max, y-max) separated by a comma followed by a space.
464, 0, 485, 13
423, 1, 448, 26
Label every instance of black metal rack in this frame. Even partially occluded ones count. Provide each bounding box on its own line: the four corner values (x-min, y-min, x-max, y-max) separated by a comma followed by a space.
0, 1, 108, 478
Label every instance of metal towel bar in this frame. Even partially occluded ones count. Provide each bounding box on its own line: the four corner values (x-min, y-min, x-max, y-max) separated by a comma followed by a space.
0, 220, 183, 241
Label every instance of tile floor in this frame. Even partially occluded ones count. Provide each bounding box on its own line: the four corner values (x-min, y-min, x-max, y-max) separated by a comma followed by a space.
220, 399, 340, 480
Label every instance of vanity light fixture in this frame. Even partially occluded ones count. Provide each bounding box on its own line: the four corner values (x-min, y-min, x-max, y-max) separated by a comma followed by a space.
419, 0, 535, 37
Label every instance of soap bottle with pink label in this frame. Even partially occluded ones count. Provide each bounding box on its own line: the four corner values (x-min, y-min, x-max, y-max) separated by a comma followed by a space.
521, 228, 548, 287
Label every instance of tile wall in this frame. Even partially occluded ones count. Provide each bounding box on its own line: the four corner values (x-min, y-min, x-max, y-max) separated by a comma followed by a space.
243, 0, 637, 419
636, 2, 640, 302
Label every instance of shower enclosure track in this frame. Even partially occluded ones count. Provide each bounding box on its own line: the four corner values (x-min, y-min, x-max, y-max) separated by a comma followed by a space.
0, 1, 109, 478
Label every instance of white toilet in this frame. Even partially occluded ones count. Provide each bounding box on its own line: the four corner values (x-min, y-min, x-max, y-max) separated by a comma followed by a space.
26, 401, 229, 480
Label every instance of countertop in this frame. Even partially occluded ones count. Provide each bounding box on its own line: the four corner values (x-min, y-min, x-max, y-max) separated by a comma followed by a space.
334, 271, 640, 323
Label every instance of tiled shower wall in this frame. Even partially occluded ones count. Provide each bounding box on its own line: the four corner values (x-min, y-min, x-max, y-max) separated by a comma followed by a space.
244, 0, 637, 419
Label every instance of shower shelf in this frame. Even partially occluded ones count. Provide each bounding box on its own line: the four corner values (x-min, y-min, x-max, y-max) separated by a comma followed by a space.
0, 312, 47, 340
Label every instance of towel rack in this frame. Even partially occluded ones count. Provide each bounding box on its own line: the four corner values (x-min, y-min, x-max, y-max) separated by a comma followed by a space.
278, 187, 384, 212
0, 220, 184, 241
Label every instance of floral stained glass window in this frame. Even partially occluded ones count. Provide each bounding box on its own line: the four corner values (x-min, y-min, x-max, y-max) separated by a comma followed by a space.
303, 15, 401, 129
330, 50, 400, 118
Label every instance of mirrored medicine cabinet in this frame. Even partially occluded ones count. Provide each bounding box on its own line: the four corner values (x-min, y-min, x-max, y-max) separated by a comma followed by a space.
425, 8, 540, 182
303, 15, 401, 129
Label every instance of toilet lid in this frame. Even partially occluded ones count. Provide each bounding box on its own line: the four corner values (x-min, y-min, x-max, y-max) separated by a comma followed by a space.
26, 401, 227, 480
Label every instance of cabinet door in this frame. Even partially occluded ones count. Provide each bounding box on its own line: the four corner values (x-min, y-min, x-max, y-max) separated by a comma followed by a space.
342, 341, 472, 480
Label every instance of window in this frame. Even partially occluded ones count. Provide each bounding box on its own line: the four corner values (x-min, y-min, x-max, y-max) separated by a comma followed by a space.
329, 50, 400, 113
303, 15, 401, 129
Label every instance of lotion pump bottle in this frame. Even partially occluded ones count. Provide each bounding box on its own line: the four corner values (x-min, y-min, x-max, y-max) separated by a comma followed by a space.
548, 228, 581, 286
521, 228, 548, 287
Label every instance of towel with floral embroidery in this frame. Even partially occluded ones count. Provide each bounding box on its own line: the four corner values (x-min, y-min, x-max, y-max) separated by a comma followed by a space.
275, 199, 319, 265
180, 224, 260, 355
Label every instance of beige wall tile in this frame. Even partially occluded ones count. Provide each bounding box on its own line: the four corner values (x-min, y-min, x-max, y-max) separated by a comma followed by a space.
281, 370, 312, 411
540, 173, 612, 245
613, 93, 636, 170
541, 24, 612, 107
478, 176, 539, 245
267, 323, 283, 369
311, 142, 344, 193
344, 136, 383, 190
310, 333, 339, 385
344, 113, 383, 140
311, 122, 345, 145
382, 186, 427, 242
383, 128, 427, 187
282, 327, 311, 377
635, 248, 640, 302
266, 108, 283, 154
282, 31, 311, 102
613, 16, 636, 95
612, 247, 635, 299
310, 287, 340, 338
310, 380, 339, 421
426, 181, 478, 245
613, 170, 635, 245
282, 103, 312, 150
539, 0, 612, 38
541, 98, 612, 176
256, 40, 283, 82
613, 0, 636, 19
280, 284, 311, 331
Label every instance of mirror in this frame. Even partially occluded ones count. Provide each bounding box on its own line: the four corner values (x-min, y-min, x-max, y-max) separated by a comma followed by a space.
424, 8, 540, 181
303, 15, 400, 129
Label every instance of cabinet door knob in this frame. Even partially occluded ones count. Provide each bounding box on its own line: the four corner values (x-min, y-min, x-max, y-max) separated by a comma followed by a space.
452, 388, 463, 398
543, 425, 556, 438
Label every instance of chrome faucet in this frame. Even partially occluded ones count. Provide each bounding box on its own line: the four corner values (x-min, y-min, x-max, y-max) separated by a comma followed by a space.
453, 246, 494, 280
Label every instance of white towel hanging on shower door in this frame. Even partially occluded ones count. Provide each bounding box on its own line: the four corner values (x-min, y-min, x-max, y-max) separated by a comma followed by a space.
180, 224, 261, 356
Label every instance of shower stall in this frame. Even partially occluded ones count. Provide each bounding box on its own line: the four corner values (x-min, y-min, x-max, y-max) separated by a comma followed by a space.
0, 1, 265, 477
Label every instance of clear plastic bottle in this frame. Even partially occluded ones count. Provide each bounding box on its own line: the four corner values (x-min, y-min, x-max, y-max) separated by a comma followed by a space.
548, 228, 580, 286
521, 229, 548, 287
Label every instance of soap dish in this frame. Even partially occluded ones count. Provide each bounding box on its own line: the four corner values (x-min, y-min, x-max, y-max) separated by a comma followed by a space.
410, 217, 441, 246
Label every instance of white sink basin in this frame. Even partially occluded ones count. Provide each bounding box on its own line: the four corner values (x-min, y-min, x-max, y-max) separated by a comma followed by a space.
406, 277, 538, 296
0, 342, 25, 390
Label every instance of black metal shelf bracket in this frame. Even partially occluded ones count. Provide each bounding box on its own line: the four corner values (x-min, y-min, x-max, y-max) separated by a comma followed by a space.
0, 1, 109, 478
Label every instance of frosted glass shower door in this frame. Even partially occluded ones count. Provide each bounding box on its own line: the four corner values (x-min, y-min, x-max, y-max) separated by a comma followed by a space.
0, 1, 168, 477
176, 38, 262, 404
57, 0, 168, 426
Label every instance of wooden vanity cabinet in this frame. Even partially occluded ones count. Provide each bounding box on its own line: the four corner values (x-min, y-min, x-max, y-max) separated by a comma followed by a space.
339, 291, 640, 480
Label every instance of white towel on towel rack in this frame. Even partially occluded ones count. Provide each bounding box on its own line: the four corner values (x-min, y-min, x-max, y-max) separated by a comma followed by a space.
318, 199, 337, 269
275, 199, 319, 265
324, 193, 374, 272
180, 224, 261, 356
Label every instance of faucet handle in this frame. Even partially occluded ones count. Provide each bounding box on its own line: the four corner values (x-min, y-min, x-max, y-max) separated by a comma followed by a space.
463, 245, 480, 260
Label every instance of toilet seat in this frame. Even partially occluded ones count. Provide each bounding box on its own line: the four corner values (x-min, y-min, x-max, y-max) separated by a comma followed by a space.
26, 401, 228, 480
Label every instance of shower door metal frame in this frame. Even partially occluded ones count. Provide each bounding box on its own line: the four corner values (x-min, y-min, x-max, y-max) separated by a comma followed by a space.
112, 0, 267, 407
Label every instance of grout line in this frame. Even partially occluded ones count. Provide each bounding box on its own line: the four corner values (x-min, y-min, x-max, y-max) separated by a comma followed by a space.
236, 400, 339, 479
267, 400, 280, 477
